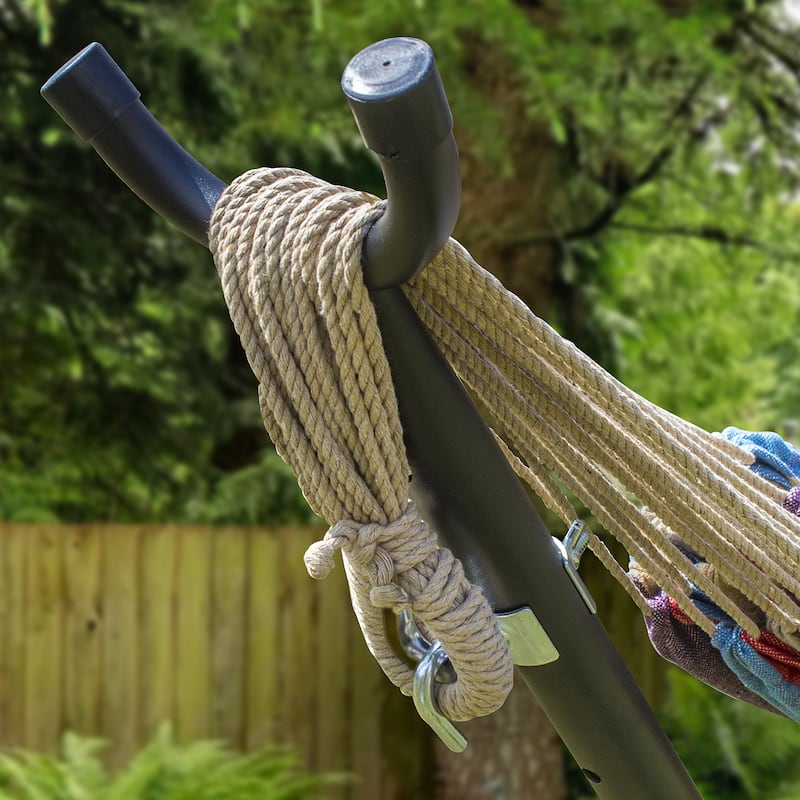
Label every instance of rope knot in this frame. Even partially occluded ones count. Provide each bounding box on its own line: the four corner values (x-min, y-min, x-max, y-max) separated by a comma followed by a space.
304, 505, 428, 593
303, 519, 360, 579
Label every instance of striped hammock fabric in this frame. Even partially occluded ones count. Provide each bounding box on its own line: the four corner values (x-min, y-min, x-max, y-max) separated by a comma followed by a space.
632, 429, 800, 718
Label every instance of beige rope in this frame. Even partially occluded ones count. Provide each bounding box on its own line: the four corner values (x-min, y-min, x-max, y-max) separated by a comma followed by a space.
209, 168, 513, 722
406, 240, 800, 644
210, 165, 800, 717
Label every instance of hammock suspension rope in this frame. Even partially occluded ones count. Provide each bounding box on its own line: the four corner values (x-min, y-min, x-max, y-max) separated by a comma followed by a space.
209, 165, 800, 731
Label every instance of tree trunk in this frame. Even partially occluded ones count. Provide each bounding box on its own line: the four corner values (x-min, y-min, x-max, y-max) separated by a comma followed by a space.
434, 682, 566, 800
433, 36, 568, 800
435, 25, 675, 796
454, 82, 562, 322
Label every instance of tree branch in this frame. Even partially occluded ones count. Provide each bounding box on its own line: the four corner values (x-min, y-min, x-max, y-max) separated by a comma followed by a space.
556, 141, 676, 243
739, 18, 800, 80
609, 221, 792, 258
665, 70, 709, 127
748, 13, 800, 51
561, 65, 720, 245
545, 89, 737, 247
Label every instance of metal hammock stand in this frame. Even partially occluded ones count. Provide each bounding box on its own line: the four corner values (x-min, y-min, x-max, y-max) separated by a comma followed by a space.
42, 38, 703, 799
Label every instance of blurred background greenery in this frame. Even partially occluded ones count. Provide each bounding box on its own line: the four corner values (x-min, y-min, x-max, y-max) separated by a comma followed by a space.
6, 0, 800, 526
6, 0, 800, 797
6, 0, 800, 522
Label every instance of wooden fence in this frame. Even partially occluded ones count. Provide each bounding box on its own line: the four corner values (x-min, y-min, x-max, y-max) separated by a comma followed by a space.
0, 523, 670, 799
0, 524, 432, 799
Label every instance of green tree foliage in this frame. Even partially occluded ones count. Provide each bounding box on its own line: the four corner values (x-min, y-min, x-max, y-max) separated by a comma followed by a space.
598, 199, 800, 430
4, 0, 800, 521
1, 0, 359, 522
660, 671, 800, 800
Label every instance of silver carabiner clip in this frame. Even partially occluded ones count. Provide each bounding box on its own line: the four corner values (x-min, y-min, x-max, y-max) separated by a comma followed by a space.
396, 610, 465, 750
412, 640, 468, 753
395, 602, 560, 752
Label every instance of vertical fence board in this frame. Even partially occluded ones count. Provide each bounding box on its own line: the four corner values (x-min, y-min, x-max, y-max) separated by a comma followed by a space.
244, 527, 281, 750
139, 526, 176, 742
174, 528, 212, 744
280, 531, 318, 766
210, 527, 247, 747
315, 560, 352, 793
0, 527, 27, 744
24, 527, 63, 752
101, 526, 140, 767
63, 526, 102, 735
0, 526, 7, 739
350, 622, 384, 799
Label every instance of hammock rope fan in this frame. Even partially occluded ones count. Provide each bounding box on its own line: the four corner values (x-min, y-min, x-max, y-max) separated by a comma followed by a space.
42, 35, 800, 800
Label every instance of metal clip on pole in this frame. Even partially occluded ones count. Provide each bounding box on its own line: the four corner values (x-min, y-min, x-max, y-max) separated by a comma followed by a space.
42, 39, 702, 800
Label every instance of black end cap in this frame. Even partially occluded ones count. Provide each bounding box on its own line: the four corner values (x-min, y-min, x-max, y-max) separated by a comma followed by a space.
342, 37, 453, 159
41, 42, 140, 143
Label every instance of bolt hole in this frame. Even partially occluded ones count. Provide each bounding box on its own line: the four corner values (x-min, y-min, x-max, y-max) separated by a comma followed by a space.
382, 59, 392, 67
582, 769, 601, 784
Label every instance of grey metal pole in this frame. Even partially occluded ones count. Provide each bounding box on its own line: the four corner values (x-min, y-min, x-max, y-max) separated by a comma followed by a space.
41, 39, 703, 799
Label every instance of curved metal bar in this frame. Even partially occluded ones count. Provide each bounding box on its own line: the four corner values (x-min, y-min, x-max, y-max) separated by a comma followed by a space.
41, 42, 225, 246
40, 38, 461, 276
342, 38, 461, 289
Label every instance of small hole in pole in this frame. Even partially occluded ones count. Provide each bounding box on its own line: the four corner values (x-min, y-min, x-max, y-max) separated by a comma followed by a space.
582, 769, 601, 784
382, 59, 392, 66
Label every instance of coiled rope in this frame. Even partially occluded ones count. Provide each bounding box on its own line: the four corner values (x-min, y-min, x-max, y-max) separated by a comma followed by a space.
210, 166, 800, 718
209, 168, 513, 721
